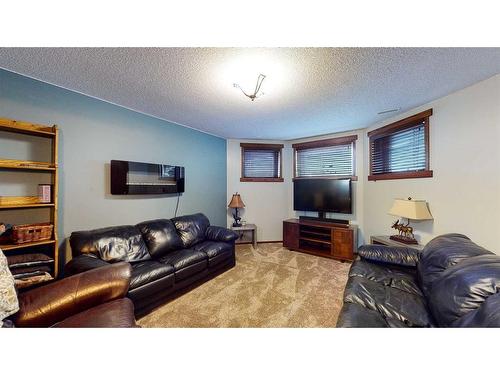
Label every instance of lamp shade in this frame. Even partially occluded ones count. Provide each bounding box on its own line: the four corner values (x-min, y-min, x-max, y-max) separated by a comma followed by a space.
228, 193, 245, 208
388, 198, 433, 220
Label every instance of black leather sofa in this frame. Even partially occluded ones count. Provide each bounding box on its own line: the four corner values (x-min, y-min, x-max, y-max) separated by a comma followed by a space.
65, 213, 238, 316
337, 233, 500, 327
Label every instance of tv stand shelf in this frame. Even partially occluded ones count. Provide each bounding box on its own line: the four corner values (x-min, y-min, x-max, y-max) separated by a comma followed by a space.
299, 237, 331, 245
300, 230, 330, 238
283, 218, 357, 261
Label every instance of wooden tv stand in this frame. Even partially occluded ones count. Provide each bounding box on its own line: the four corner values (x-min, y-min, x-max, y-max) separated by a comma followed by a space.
283, 219, 357, 261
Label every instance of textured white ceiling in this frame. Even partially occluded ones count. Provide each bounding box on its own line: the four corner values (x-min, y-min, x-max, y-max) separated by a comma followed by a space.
0, 48, 499, 140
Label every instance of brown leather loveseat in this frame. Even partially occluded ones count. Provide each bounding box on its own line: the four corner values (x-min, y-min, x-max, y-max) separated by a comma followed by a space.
12, 262, 138, 328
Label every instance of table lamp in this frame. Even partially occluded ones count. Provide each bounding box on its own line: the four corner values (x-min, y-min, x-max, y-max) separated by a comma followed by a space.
228, 193, 245, 227
388, 197, 433, 245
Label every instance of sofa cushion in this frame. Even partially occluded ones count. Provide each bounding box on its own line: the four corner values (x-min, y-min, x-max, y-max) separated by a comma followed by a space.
336, 302, 408, 328
159, 249, 208, 281
70, 225, 151, 263
172, 213, 210, 248
343, 275, 433, 327
0, 250, 19, 323
451, 292, 500, 328
127, 273, 175, 304
418, 233, 492, 297
427, 254, 500, 327
64, 254, 110, 277
136, 219, 183, 258
205, 226, 239, 242
51, 298, 137, 328
349, 259, 423, 296
191, 241, 233, 267
129, 261, 174, 290
357, 244, 420, 267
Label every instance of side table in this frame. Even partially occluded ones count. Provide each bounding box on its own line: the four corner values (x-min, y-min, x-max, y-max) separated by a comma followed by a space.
370, 235, 424, 251
231, 224, 257, 248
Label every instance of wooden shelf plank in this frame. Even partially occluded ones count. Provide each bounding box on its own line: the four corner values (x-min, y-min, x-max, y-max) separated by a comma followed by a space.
0, 118, 56, 137
299, 236, 332, 245
0, 203, 55, 209
0, 239, 56, 251
0, 159, 56, 171
300, 230, 331, 237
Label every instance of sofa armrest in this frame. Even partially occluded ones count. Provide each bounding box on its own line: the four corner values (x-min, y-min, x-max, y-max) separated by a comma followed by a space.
357, 244, 420, 267
64, 254, 110, 277
14, 262, 131, 327
205, 226, 239, 242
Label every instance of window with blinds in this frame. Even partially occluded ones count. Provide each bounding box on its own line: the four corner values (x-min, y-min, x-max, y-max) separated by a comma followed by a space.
292, 135, 358, 179
368, 109, 433, 181
240, 143, 284, 182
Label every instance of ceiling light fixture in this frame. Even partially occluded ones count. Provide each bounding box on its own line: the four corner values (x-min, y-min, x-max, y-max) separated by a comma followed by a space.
233, 73, 266, 101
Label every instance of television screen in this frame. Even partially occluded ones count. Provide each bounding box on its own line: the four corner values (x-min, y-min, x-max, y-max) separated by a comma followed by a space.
293, 179, 352, 214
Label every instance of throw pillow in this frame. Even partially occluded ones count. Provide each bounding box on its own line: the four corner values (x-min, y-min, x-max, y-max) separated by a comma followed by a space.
0, 249, 19, 326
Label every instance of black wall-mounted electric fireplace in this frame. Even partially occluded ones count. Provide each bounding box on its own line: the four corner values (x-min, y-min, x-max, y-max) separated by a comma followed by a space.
111, 160, 185, 195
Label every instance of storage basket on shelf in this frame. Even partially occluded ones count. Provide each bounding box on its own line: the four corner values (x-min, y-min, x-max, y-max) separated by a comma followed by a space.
11, 223, 53, 244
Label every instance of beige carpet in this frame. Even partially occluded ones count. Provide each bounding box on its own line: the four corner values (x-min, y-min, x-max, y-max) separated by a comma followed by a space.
138, 243, 350, 328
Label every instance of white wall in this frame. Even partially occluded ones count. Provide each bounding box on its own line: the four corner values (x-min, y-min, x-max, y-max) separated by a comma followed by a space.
227, 74, 500, 253
363, 74, 500, 252
226, 139, 293, 242
227, 130, 365, 243
287, 129, 366, 245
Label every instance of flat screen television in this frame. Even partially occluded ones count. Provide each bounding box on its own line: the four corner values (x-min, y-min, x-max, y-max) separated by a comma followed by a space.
293, 178, 352, 214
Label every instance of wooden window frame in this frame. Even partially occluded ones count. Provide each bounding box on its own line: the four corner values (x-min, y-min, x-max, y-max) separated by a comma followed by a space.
240, 143, 284, 182
367, 109, 433, 181
291, 135, 358, 181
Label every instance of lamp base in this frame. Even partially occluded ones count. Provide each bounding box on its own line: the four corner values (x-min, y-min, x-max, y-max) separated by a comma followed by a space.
232, 223, 242, 227
390, 235, 418, 245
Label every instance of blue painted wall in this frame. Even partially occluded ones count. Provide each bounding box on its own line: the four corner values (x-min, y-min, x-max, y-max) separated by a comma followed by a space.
0, 69, 227, 248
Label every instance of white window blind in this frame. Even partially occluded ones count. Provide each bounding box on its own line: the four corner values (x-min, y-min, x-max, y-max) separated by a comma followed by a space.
240, 143, 284, 181
367, 109, 432, 181
371, 122, 426, 175
242, 149, 281, 178
295, 143, 354, 177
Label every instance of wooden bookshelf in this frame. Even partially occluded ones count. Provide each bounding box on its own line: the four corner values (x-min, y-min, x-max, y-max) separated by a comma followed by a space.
0, 117, 59, 288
